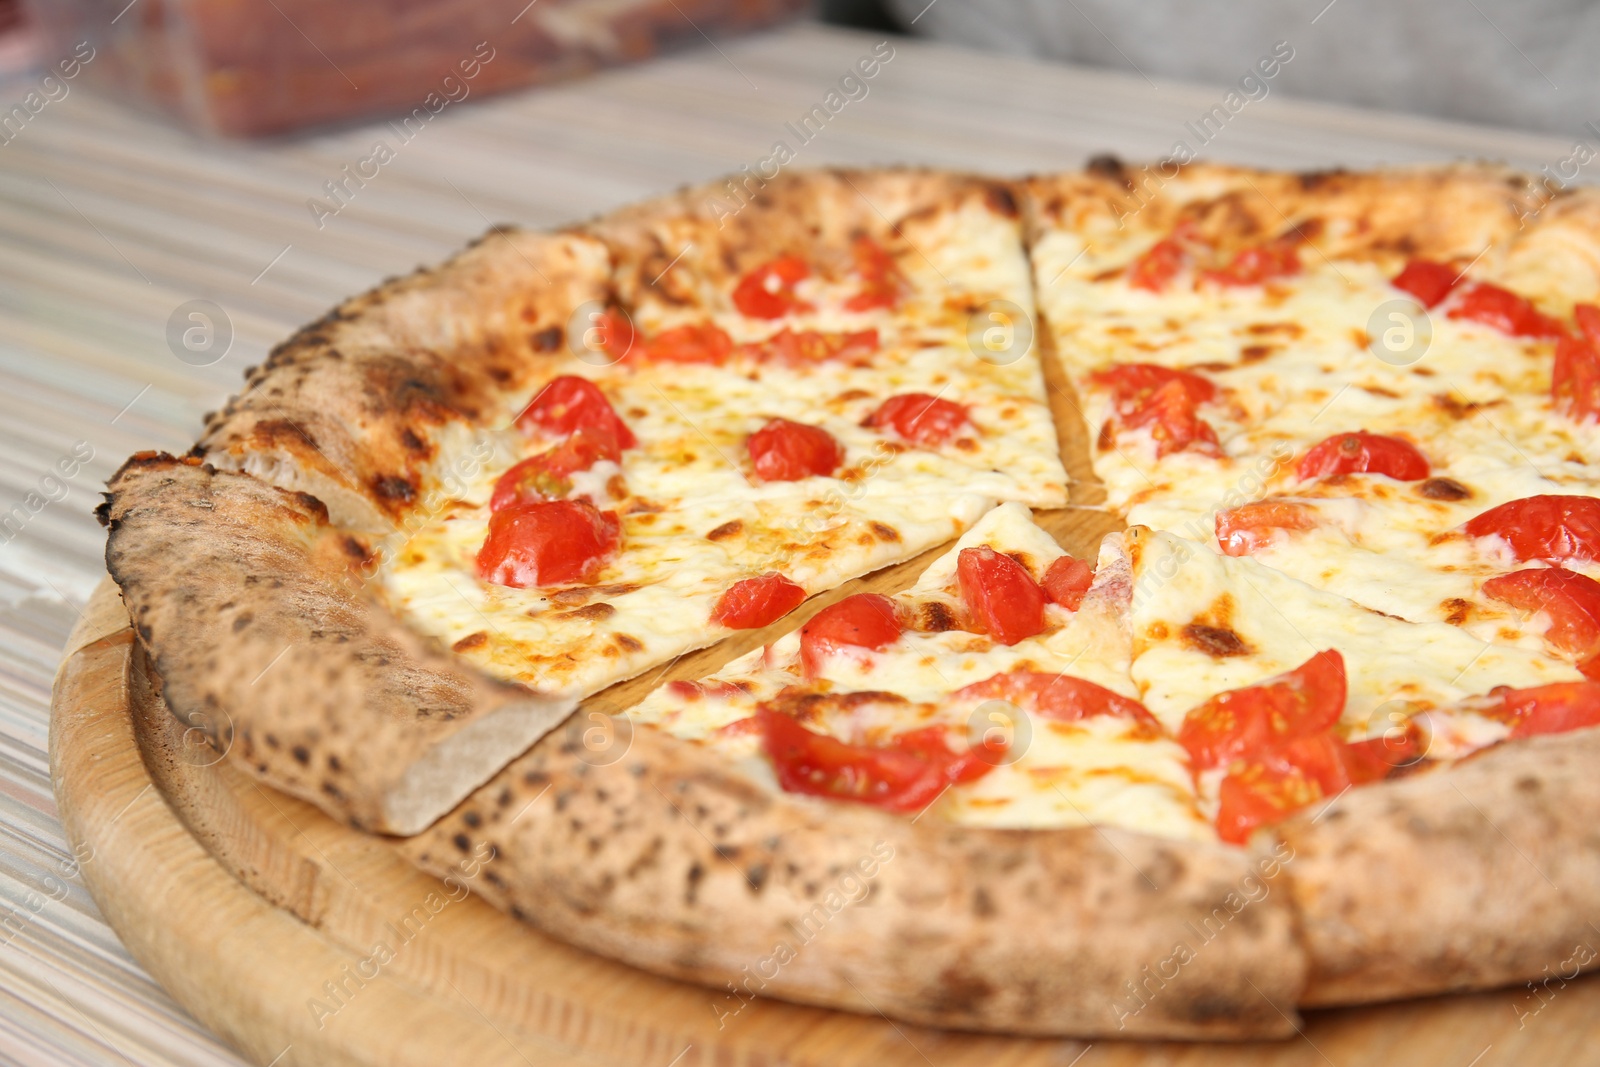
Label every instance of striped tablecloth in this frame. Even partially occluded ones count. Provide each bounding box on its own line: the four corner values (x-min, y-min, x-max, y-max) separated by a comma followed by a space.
0, 19, 1581, 1065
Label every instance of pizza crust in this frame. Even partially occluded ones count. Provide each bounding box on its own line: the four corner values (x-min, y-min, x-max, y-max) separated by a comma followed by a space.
100, 455, 574, 834
1279, 727, 1600, 1006
401, 712, 1308, 1040
198, 228, 612, 533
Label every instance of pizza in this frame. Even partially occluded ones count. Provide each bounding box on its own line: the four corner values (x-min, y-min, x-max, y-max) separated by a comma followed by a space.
97, 163, 1600, 1040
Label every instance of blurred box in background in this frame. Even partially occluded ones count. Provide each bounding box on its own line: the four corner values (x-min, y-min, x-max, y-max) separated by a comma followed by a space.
24, 0, 811, 137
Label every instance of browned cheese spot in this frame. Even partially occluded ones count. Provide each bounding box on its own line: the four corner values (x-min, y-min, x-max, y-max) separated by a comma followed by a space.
1182, 623, 1252, 658
1419, 477, 1472, 501
707, 520, 743, 541
452, 631, 489, 653
558, 603, 616, 622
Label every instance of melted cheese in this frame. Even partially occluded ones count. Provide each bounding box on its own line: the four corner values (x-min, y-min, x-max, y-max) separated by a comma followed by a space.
1122, 527, 1582, 737
630, 504, 1214, 839
381, 205, 1068, 700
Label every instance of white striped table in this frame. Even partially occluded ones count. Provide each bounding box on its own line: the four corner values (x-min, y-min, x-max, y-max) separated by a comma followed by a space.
0, 18, 1584, 1066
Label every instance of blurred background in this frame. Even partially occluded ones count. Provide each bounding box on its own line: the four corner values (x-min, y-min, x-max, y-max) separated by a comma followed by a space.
0, 2, 1596, 1065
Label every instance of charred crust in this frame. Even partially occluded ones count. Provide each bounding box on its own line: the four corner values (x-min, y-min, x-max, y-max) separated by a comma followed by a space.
1085, 154, 1132, 190
982, 182, 1019, 218
372, 475, 416, 504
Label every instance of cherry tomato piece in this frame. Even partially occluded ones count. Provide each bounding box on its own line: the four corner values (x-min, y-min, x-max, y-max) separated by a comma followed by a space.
1127, 237, 1186, 292
711, 573, 807, 630
1201, 239, 1301, 287
517, 376, 637, 449
1042, 555, 1094, 610
865, 393, 971, 446
579, 306, 635, 361
1296, 431, 1430, 481
1553, 325, 1600, 423
1089, 364, 1220, 458
489, 427, 623, 511
1484, 681, 1600, 739
844, 236, 905, 312
733, 255, 813, 319
1089, 363, 1218, 408
747, 418, 843, 482
1482, 567, 1600, 661
737, 327, 879, 365
956, 546, 1047, 646
956, 670, 1157, 725
1391, 259, 1459, 308
1178, 649, 1348, 770
1464, 495, 1600, 563
799, 593, 902, 676
757, 708, 995, 812
1215, 756, 1325, 845
476, 498, 621, 588
635, 322, 734, 365
1340, 724, 1426, 783
1215, 501, 1318, 557
1447, 282, 1567, 339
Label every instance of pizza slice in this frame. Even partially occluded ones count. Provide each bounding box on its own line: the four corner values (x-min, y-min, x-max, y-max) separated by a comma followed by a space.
1023, 162, 1600, 671
629, 502, 1212, 840
1122, 525, 1588, 840
115, 170, 1069, 831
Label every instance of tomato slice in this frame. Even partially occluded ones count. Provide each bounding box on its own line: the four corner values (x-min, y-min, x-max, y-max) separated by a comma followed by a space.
843, 236, 905, 312
1127, 237, 1187, 292
1464, 495, 1600, 563
1340, 724, 1426, 783
1481, 567, 1600, 660
634, 322, 734, 365
711, 573, 807, 630
489, 427, 623, 511
584, 307, 635, 361
1214, 755, 1325, 845
747, 418, 843, 482
476, 498, 621, 587
1201, 238, 1301, 287
1296, 431, 1430, 481
1553, 313, 1600, 422
737, 327, 879, 365
757, 708, 996, 812
732, 255, 813, 319
1214, 501, 1318, 557
1088, 363, 1219, 458
1178, 649, 1347, 770
956, 546, 1047, 646
1042, 555, 1094, 610
1089, 363, 1218, 409
1483, 680, 1600, 739
956, 670, 1157, 725
1447, 282, 1567, 339
1391, 259, 1459, 308
1578, 303, 1600, 349
799, 593, 902, 676
865, 393, 971, 446
517, 376, 637, 450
